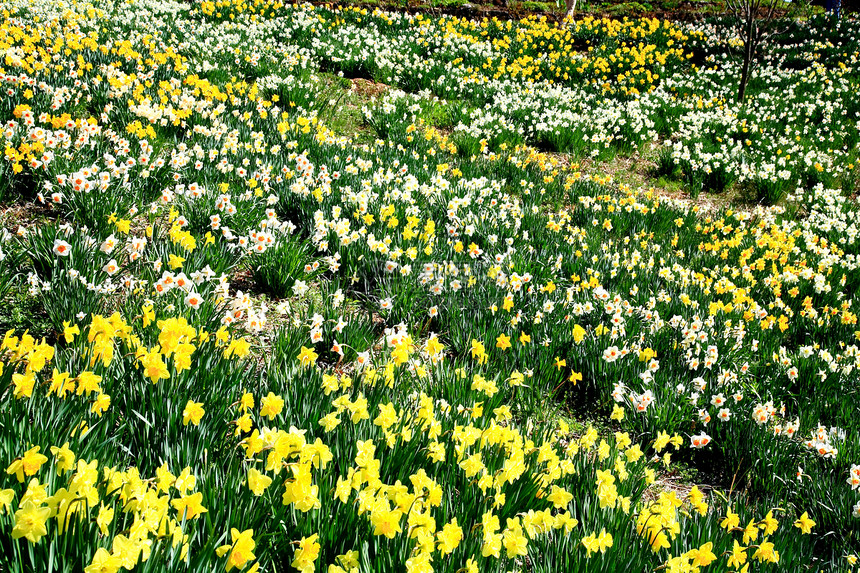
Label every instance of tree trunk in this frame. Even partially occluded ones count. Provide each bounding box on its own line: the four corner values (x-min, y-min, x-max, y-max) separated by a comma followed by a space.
737, 18, 757, 103
737, 44, 751, 102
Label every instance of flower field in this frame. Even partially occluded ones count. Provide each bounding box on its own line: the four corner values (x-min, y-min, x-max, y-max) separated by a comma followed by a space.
1, 0, 859, 570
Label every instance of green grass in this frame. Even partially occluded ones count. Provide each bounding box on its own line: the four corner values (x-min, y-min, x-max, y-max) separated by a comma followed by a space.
316, 73, 380, 145
510, 1, 556, 12
0, 289, 54, 342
